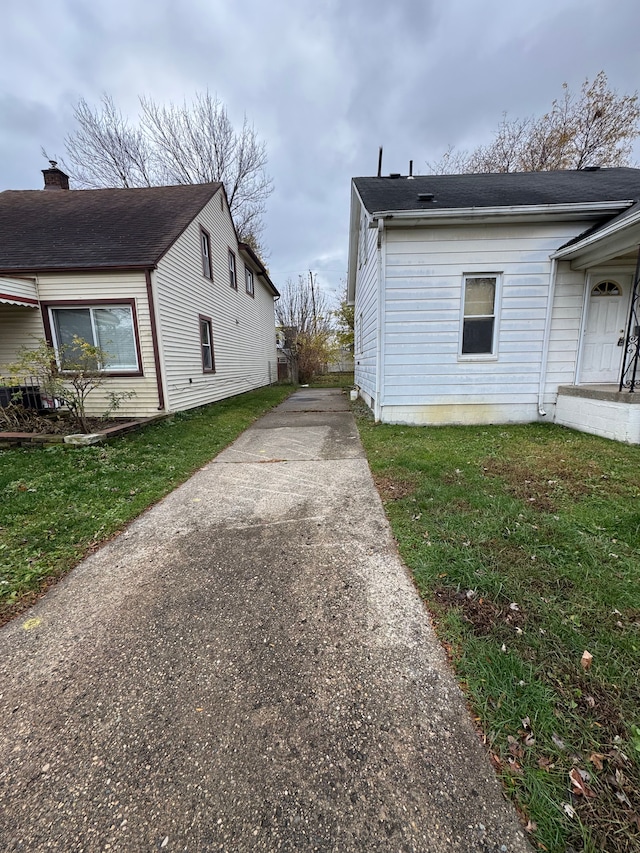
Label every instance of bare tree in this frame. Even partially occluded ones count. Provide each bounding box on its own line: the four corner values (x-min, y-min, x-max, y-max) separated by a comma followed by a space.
275, 274, 335, 383
428, 72, 640, 174
63, 92, 273, 251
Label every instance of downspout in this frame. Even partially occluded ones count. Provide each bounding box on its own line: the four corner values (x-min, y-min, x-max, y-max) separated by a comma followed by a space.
145, 269, 167, 411
374, 218, 385, 421
537, 258, 557, 416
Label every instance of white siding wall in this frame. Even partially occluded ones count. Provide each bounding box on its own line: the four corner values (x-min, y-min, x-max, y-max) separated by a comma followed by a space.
35, 271, 159, 419
0, 305, 45, 373
353, 212, 379, 407
379, 222, 588, 425
154, 191, 277, 412
543, 261, 586, 410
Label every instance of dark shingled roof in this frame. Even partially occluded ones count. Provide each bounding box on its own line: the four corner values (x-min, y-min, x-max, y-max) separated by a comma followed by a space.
0, 183, 222, 272
354, 167, 640, 214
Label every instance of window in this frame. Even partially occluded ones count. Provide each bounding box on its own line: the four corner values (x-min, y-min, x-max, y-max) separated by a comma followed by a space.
50, 305, 139, 371
228, 249, 237, 289
592, 280, 620, 296
245, 267, 254, 297
201, 228, 212, 279
199, 316, 215, 372
461, 275, 498, 356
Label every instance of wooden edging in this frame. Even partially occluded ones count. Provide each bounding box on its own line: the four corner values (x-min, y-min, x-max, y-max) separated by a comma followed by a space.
0, 413, 171, 448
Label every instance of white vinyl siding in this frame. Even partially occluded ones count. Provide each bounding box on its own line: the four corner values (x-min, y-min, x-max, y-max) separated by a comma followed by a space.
379, 222, 589, 423
543, 260, 586, 403
35, 271, 158, 419
154, 192, 277, 413
353, 213, 378, 406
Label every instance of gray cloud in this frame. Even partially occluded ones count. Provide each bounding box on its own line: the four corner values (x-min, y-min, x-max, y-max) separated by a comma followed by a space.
2, 0, 640, 298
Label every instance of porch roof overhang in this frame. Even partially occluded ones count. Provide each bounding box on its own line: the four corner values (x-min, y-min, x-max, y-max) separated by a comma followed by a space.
551, 207, 640, 269
0, 276, 39, 308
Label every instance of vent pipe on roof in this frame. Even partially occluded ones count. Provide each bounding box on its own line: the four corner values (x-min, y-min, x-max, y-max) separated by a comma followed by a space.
377, 146, 383, 178
408, 160, 414, 179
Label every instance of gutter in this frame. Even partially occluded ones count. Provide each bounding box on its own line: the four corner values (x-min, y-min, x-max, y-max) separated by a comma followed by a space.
370, 200, 631, 223
537, 259, 558, 417
145, 269, 167, 412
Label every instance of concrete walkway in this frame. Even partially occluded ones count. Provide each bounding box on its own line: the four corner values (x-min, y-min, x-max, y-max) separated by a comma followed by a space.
0, 390, 529, 852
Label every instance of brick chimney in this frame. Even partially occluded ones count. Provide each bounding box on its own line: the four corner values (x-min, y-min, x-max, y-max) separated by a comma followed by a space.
42, 161, 70, 191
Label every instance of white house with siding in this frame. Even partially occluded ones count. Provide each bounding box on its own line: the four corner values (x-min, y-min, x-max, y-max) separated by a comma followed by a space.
0, 166, 279, 419
347, 168, 640, 443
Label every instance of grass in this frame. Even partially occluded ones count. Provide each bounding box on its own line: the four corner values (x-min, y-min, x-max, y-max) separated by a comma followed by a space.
355, 406, 640, 853
307, 371, 354, 388
0, 385, 292, 624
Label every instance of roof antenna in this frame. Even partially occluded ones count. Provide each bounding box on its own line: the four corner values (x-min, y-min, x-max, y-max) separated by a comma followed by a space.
377, 146, 383, 178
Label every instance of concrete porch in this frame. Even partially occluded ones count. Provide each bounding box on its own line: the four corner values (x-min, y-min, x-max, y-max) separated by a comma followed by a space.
555, 384, 640, 443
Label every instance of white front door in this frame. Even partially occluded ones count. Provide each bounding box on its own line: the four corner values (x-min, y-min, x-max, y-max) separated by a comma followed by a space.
580, 277, 631, 384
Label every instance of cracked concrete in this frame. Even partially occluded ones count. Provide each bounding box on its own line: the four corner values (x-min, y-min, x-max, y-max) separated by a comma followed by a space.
0, 389, 530, 852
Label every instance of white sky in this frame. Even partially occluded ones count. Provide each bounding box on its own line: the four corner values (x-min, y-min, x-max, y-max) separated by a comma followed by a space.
2, 0, 640, 302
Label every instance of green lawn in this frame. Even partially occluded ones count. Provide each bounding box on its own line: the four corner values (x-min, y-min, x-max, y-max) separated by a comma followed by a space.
0, 385, 291, 624
307, 371, 354, 388
355, 407, 640, 853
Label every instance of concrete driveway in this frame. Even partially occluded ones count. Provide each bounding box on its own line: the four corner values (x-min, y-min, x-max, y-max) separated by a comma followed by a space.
0, 389, 529, 852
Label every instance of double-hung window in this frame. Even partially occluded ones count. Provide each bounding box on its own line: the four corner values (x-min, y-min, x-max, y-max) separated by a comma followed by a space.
201, 228, 213, 279
245, 267, 254, 297
49, 304, 139, 372
461, 275, 499, 356
199, 316, 215, 372
228, 249, 237, 289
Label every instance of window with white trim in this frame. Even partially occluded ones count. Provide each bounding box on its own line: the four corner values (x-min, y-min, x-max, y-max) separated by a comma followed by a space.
50, 305, 139, 371
200, 316, 215, 372
461, 275, 498, 356
245, 267, 254, 297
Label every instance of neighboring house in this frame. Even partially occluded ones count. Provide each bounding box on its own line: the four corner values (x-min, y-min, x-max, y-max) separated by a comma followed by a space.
347, 168, 640, 443
0, 165, 279, 419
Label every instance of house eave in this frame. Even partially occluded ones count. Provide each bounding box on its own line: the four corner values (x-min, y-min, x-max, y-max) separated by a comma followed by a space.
369, 200, 632, 227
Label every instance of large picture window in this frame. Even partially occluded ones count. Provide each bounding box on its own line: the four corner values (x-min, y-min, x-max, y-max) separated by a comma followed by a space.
461, 275, 498, 356
50, 305, 139, 371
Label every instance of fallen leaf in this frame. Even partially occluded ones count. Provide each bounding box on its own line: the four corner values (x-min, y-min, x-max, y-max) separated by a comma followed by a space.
589, 752, 604, 771
552, 733, 566, 751
507, 757, 523, 774
584, 695, 595, 708
521, 716, 531, 730
569, 767, 596, 798
537, 756, 554, 771
581, 650, 593, 670
525, 819, 538, 833
524, 733, 536, 747
563, 803, 577, 819
489, 752, 502, 771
